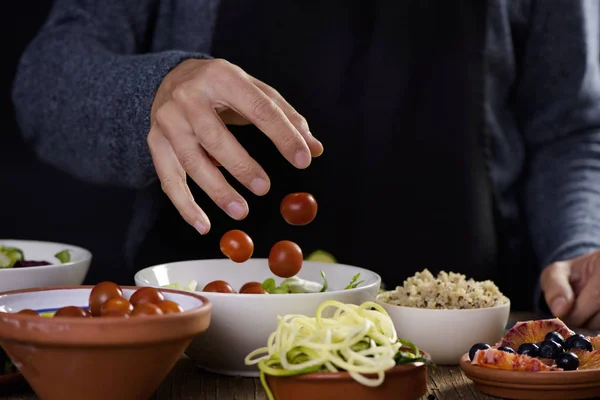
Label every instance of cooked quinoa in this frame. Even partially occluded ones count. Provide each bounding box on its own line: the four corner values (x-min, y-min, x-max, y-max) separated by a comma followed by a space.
378, 269, 509, 309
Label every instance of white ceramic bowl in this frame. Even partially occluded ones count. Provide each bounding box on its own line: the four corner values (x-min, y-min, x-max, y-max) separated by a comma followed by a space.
135, 258, 381, 377
0, 239, 92, 292
376, 295, 510, 365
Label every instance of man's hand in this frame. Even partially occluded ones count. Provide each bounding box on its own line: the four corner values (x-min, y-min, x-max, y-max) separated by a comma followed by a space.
148, 58, 323, 235
541, 249, 600, 329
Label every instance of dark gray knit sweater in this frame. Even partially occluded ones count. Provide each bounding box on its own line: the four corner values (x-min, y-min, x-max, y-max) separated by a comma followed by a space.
12, 0, 600, 275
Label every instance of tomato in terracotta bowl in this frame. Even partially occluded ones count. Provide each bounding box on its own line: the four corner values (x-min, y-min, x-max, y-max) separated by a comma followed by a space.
0, 284, 211, 400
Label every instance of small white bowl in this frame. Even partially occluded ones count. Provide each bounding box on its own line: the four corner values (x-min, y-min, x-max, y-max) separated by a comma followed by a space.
135, 258, 381, 377
0, 239, 92, 292
376, 295, 510, 365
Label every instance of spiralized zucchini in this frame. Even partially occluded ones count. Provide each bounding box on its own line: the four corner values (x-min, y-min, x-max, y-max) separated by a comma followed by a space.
245, 300, 427, 400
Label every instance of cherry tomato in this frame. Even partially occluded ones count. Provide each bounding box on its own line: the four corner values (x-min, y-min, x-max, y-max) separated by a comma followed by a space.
89, 281, 123, 316
132, 303, 164, 317
156, 300, 184, 314
203, 280, 235, 293
280, 193, 318, 226
239, 281, 262, 293
129, 287, 165, 306
16, 309, 39, 316
268, 240, 303, 278
101, 309, 131, 318
100, 297, 133, 316
54, 306, 92, 318
220, 229, 254, 263
240, 285, 268, 294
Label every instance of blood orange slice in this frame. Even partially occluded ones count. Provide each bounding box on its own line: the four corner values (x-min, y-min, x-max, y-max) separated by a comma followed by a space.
498, 318, 574, 350
588, 335, 600, 351
472, 348, 555, 371
572, 349, 600, 370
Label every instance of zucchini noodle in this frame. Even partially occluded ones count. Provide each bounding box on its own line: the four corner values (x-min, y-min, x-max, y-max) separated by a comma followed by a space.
245, 300, 423, 400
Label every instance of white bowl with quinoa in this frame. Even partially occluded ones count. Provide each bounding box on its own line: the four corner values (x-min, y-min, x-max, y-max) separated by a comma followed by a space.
376, 269, 510, 365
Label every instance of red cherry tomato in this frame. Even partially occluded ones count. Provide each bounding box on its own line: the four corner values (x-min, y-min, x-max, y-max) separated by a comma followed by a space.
239, 281, 262, 293
89, 281, 123, 316
132, 303, 164, 317
240, 285, 268, 294
129, 287, 165, 306
54, 306, 92, 318
156, 300, 184, 314
220, 229, 254, 263
203, 280, 236, 293
16, 309, 39, 316
280, 193, 318, 226
268, 240, 303, 278
100, 297, 133, 316
101, 308, 131, 318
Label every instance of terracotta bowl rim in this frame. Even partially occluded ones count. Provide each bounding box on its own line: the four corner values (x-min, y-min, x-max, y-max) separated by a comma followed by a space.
265, 350, 431, 381
375, 296, 511, 312
0, 285, 212, 325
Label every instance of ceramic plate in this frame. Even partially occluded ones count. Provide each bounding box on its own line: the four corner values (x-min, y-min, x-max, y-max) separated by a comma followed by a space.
460, 353, 600, 399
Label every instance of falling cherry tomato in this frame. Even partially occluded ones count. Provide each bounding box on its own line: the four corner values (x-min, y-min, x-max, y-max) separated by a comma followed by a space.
203, 280, 236, 293
280, 193, 318, 226
129, 287, 165, 306
239, 281, 262, 293
268, 240, 303, 278
54, 306, 92, 318
132, 303, 164, 317
101, 297, 133, 316
156, 300, 184, 314
16, 309, 39, 316
240, 285, 268, 294
89, 282, 123, 316
220, 229, 254, 263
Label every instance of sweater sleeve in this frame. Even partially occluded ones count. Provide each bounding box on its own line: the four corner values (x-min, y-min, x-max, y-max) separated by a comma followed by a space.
518, 0, 600, 268
12, 0, 210, 188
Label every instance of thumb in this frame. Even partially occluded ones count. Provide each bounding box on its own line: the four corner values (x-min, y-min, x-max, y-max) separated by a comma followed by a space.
540, 261, 575, 318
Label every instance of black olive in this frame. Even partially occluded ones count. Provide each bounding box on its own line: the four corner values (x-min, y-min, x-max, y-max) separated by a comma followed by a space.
539, 340, 564, 359
469, 343, 491, 360
556, 352, 579, 371
545, 331, 565, 347
498, 346, 515, 354
517, 343, 540, 357
565, 334, 593, 352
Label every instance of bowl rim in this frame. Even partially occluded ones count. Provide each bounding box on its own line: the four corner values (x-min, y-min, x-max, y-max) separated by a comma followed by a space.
0, 285, 213, 346
134, 258, 382, 297
0, 239, 93, 270
375, 296, 511, 312
0, 285, 210, 323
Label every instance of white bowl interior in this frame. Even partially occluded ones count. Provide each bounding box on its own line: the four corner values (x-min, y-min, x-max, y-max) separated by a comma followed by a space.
376, 299, 510, 365
0, 288, 205, 314
0, 240, 93, 292
135, 258, 381, 377
0, 239, 91, 266
135, 258, 379, 292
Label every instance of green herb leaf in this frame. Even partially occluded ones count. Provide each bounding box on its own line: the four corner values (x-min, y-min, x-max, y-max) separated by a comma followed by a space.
344, 273, 364, 290
319, 271, 328, 292
54, 249, 71, 263
262, 278, 277, 293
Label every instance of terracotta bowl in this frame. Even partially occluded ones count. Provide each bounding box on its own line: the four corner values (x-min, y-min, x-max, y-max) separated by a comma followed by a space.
0, 286, 212, 400
264, 360, 429, 400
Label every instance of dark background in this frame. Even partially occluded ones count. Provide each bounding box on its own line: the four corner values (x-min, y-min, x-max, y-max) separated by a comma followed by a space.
2, 1, 135, 285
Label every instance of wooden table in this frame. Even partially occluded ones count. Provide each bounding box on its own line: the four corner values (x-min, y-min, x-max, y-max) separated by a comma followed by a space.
2, 314, 597, 400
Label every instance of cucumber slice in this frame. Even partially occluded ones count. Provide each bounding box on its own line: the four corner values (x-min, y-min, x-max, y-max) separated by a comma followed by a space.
306, 250, 336, 263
